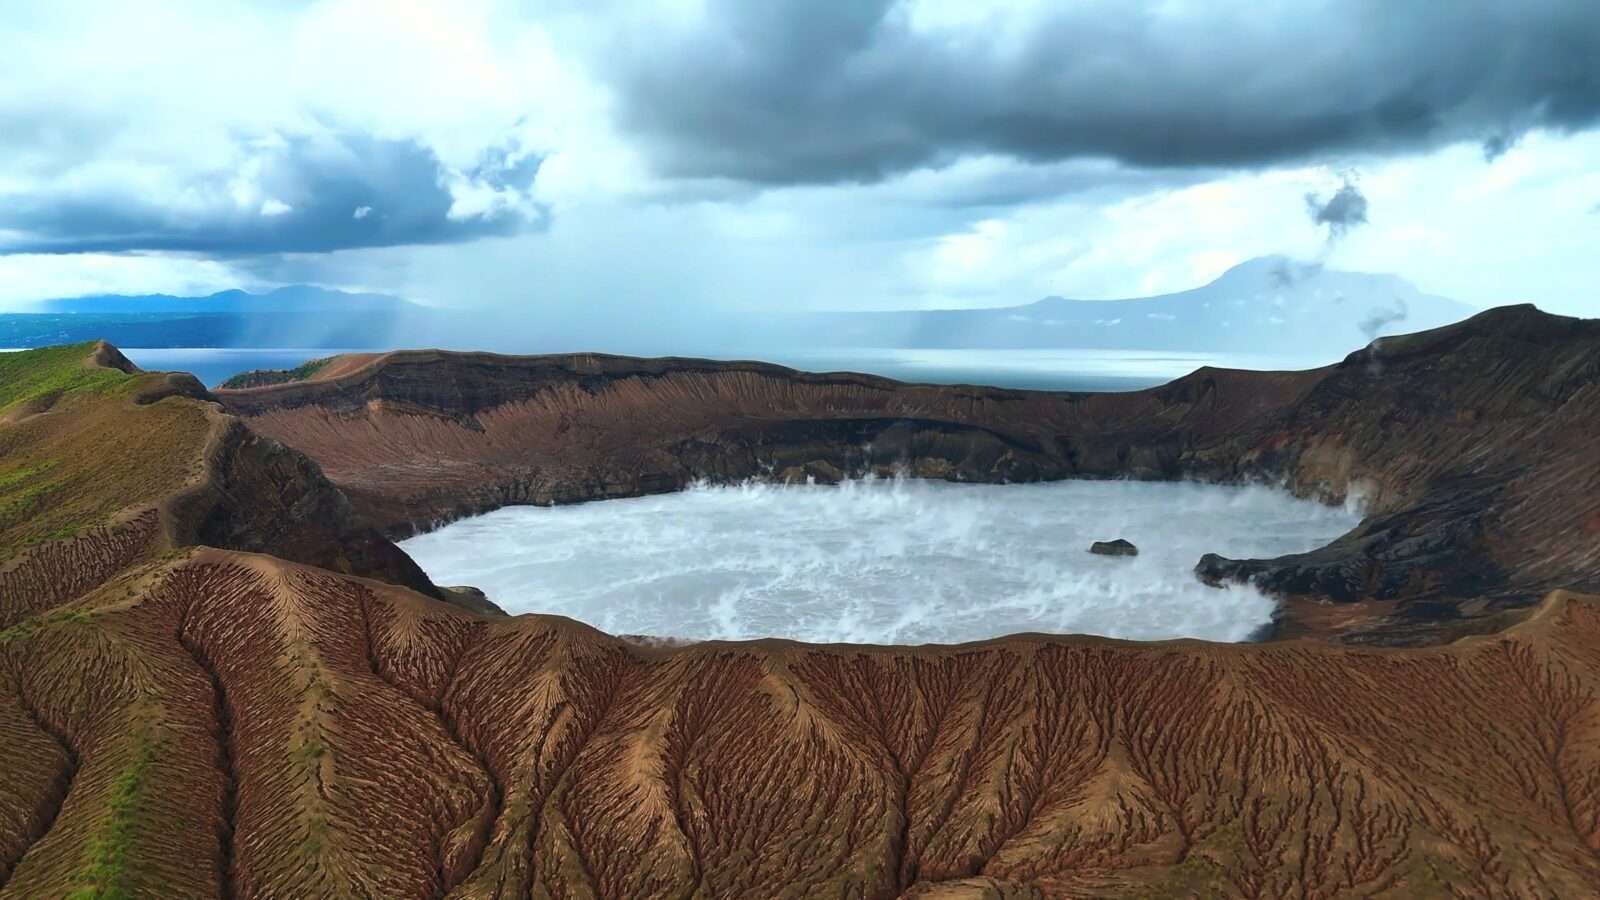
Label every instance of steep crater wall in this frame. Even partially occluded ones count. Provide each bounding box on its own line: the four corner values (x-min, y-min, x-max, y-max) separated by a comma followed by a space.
215, 306, 1600, 644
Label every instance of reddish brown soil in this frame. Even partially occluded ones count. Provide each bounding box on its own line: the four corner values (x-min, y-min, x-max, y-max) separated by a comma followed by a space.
3, 549, 1600, 897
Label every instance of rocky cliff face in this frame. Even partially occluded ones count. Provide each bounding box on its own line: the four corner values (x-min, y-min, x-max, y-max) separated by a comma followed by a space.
216, 305, 1600, 644
1197, 305, 1600, 640
213, 350, 1325, 538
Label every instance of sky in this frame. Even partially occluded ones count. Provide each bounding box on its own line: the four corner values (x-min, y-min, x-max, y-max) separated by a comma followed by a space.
2, 0, 1598, 321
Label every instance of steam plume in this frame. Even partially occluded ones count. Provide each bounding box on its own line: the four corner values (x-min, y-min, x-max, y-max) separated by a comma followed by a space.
1305, 176, 1370, 241
1358, 298, 1408, 341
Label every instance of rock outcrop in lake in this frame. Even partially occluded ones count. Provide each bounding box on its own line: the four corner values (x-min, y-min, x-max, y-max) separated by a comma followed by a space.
1090, 539, 1139, 557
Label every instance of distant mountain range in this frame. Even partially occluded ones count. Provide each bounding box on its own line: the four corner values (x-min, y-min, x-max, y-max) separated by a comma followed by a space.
40, 285, 410, 316
771, 256, 1479, 356
2, 286, 417, 349
1, 257, 1480, 357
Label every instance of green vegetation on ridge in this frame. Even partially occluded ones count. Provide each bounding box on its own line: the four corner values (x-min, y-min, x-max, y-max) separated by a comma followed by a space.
218, 356, 332, 390
0, 606, 92, 645
68, 733, 160, 900
0, 343, 130, 413
1, 342, 210, 556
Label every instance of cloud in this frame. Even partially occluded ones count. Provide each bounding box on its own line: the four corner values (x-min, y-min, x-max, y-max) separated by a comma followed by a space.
881, 157, 1221, 210
1305, 178, 1370, 241
0, 130, 547, 255
0, 251, 259, 310
469, 135, 545, 191
608, 0, 1600, 185
1, 0, 1598, 323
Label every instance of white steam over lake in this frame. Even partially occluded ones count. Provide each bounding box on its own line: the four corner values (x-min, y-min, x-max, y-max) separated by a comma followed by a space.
401, 479, 1360, 645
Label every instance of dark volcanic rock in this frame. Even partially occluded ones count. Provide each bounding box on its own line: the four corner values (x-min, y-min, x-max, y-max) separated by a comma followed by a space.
166, 418, 443, 601
213, 304, 1600, 644
1195, 474, 1508, 603
1090, 539, 1139, 557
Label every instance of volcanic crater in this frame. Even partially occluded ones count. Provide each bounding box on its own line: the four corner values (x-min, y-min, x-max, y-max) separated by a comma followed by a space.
3, 304, 1600, 897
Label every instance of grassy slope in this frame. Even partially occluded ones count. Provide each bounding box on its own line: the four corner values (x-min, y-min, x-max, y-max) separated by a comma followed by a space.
0, 343, 128, 413
0, 344, 211, 555
0, 348, 265, 897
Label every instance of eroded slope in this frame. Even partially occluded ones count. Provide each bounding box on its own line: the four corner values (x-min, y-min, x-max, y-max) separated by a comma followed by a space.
2, 550, 1599, 897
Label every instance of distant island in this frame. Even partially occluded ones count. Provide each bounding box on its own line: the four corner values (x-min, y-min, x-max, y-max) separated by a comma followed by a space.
769, 256, 1477, 356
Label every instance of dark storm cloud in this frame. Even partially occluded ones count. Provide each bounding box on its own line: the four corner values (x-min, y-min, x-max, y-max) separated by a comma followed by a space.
1482, 132, 1520, 162
611, 0, 1600, 185
915, 163, 1222, 210
1305, 179, 1370, 240
0, 132, 546, 255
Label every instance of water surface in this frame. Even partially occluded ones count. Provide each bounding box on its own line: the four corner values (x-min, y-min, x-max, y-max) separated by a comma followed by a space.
763, 347, 1309, 391
119, 348, 355, 387
402, 479, 1360, 644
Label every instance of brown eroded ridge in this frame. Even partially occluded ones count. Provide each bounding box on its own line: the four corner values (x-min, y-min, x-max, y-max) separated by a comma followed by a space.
216, 304, 1600, 643
4, 308, 1600, 896
2, 549, 1600, 897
